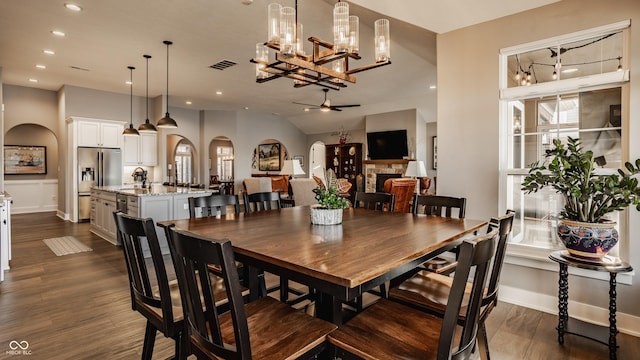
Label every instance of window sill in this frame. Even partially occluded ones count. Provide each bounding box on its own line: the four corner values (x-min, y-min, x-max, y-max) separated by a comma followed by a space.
505, 245, 635, 285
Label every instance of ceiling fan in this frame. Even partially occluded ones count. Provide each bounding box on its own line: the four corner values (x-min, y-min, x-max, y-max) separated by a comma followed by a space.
293, 89, 361, 112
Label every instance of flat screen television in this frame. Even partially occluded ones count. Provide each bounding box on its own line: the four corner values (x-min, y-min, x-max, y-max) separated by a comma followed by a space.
366, 130, 409, 160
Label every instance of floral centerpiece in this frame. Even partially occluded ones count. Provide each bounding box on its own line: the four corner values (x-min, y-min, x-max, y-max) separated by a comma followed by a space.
310, 185, 350, 225
521, 137, 640, 259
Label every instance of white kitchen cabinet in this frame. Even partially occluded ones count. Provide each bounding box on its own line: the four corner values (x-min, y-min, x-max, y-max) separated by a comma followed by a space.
77, 120, 123, 148
123, 132, 157, 166
91, 190, 118, 244
0, 196, 12, 282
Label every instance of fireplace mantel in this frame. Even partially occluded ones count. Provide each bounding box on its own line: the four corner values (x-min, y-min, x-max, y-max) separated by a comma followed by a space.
363, 159, 411, 165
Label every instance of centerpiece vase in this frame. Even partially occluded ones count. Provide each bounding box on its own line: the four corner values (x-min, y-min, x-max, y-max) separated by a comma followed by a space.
556, 219, 618, 261
310, 207, 343, 225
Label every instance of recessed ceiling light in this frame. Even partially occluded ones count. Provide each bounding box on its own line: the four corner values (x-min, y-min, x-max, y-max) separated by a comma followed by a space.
304, 108, 310, 112
64, 3, 82, 11
125, 81, 132, 85
562, 68, 578, 74
185, 101, 192, 105
244, 106, 249, 110
43, 49, 55, 55
429, 85, 436, 90
215, 91, 222, 95
29, 79, 38, 83
51, 30, 66, 37
35, 64, 46, 69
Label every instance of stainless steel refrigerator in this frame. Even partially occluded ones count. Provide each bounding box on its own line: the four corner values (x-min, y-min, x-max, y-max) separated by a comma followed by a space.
77, 147, 122, 222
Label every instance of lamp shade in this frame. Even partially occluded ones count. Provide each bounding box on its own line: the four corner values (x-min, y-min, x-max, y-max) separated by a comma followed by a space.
404, 160, 426, 177
280, 159, 306, 176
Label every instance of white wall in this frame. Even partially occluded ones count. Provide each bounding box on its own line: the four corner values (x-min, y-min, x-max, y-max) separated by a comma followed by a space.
437, 0, 640, 324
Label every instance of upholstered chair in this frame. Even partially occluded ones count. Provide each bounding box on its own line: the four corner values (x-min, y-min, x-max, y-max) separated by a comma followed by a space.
383, 178, 417, 213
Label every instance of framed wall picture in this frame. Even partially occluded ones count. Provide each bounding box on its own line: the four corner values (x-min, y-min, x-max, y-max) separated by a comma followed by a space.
4, 145, 47, 175
258, 143, 281, 171
432, 136, 437, 170
293, 155, 304, 168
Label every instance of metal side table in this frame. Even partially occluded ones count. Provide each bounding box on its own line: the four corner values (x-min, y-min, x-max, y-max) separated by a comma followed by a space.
549, 250, 632, 360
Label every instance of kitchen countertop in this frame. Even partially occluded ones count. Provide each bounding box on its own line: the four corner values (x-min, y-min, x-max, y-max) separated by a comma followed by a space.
94, 184, 214, 197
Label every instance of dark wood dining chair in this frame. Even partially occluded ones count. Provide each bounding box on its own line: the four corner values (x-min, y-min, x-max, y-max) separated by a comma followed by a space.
166, 227, 336, 360
328, 230, 498, 360
388, 211, 515, 360
350, 191, 396, 312
353, 191, 395, 212
242, 191, 281, 213
189, 193, 246, 284
413, 194, 467, 274
188, 194, 240, 218
413, 193, 466, 217
113, 211, 185, 360
242, 190, 309, 305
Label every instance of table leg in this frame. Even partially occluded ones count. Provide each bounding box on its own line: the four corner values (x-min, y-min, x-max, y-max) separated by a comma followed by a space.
316, 292, 343, 326
557, 263, 569, 344
247, 266, 267, 302
609, 272, 618, 360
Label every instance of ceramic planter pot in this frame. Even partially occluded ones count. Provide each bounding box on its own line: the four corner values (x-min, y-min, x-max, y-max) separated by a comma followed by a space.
557, 219, 618, 260
310, 207, 343, 225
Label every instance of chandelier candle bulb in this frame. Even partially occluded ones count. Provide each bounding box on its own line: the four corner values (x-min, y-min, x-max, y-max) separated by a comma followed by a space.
333, 2, 350, 54
349, 15, 359, 54
268, 3, 281, 44
296, 23, 305, 55
280, 6, 296, 56
255, 43, 269, 79
375, 19, 390, 62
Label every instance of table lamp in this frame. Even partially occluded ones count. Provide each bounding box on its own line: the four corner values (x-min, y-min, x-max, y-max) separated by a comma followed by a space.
280, 159, 306, 178
404, 160, 427, 193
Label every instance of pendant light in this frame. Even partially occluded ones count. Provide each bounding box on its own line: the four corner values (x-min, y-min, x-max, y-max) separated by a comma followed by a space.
157, 40, 178, 128
138, 54, 157, 132
123, 66, 140, 136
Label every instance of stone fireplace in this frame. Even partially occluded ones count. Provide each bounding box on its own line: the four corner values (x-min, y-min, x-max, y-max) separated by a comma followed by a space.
364, 160, 409, 193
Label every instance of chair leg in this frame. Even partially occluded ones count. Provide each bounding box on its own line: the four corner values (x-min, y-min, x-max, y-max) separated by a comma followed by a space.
141, 321, 157, 360
477, 322, 490, 360
172, 329, 188, 360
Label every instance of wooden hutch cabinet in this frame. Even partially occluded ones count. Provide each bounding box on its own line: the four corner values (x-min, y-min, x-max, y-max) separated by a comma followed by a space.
325, 143, 363, 198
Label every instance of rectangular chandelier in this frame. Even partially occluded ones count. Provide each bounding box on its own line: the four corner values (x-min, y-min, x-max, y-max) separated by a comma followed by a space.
250, 1, 391, 91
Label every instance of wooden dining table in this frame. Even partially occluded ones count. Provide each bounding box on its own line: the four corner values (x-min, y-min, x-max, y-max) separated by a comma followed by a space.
159, 205, 487, 325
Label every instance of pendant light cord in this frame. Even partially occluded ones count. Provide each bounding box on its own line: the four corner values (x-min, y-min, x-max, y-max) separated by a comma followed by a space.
164, 41, 172, 114
145, 55, 150, 120
128, 66, 134, 126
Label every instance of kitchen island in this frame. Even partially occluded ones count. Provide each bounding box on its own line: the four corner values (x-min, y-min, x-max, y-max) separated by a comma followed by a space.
91, 184, 213, 249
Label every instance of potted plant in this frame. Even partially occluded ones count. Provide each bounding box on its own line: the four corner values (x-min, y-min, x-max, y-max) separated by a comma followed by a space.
310, 185, 350, 225
522, 137, 640, 260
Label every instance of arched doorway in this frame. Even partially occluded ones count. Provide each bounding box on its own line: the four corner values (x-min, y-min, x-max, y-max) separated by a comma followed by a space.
208, 136, 234, 184
167, 134, 197, 185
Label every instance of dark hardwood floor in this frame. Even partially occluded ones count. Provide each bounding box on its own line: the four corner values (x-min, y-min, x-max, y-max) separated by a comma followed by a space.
0, 212, 638, 359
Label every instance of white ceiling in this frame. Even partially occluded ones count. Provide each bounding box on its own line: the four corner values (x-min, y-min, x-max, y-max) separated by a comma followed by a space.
0, 0, 558, 134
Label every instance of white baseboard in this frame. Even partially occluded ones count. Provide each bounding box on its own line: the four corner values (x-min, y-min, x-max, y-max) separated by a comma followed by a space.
500, 284, 640, 337
56, 210, 69, 221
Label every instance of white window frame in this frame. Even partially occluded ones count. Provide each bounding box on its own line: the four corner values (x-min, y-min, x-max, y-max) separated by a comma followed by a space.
498, 20, 633, 283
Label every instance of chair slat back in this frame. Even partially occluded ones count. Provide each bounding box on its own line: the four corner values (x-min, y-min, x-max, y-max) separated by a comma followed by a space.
167, 228, 251, 360
113, 211, 175, 333
483, 210, 515, 308
439, 230, 498, 360
353, 192, 395, 212
189, 194, 240, 218
243, 191, 281, 213
412, 194, 466, 218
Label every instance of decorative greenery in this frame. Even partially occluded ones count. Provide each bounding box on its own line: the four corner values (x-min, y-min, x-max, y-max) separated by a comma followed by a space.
313, 186, 350, 209
521, 137, 640, 223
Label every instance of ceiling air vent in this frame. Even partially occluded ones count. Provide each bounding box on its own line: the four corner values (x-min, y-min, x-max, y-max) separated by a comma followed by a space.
209, 60, 237, 70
